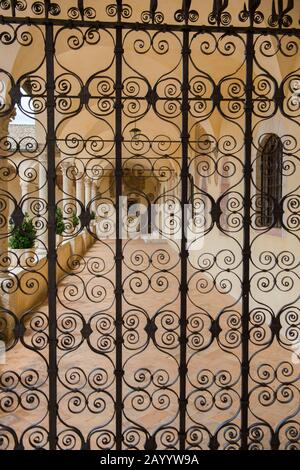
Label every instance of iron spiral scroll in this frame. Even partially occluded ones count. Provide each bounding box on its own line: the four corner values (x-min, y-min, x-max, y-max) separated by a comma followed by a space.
0, 0, 299, 451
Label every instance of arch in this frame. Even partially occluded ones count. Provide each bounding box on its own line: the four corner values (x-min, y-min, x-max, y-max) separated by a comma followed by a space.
257, 133, 283, 227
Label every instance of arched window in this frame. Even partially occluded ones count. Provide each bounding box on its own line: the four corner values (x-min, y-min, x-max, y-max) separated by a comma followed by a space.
257, 134, 283, 228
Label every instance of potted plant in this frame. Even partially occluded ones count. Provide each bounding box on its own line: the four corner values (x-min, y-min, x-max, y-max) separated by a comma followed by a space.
9, 212, 37, 249
72, 212, 79, 229
55, 207, 66, 236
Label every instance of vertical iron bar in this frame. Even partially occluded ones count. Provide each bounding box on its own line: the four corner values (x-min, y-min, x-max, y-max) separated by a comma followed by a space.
241, 29, 254, 450
115, 23, 123, 451
45, 22, 57, 450
11, 0, 16, 17
179, 27, 189, 451
45, 0, 50, 18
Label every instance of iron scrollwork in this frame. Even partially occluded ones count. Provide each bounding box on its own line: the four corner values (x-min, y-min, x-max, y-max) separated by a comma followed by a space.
0, 0, 299, 451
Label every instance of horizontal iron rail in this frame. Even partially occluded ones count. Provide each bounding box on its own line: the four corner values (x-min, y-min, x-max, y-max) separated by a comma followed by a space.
0, 15, 299, 36
19, 95, 249, 102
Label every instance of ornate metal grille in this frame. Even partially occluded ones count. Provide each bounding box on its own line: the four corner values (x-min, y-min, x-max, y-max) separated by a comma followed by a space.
259, 134, 283, 227
0, 0, 299, 451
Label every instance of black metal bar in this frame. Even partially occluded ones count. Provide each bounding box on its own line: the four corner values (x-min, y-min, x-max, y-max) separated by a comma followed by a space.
179, 27, 189, 451
114, 23, 123, 451
44, 0, 50, 18
1, 2, 297, 453
45, 22, 58, 451
0, 15, 299, 35
78, 0, 84, 20
241, 28, 254, 451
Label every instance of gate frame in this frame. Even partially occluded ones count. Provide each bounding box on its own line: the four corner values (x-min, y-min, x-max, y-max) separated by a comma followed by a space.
0, 0, 299, 451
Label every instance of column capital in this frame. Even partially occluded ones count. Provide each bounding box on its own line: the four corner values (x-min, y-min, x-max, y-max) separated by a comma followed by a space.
74, 172, 84, 189
19, 178, 31, 188
39, 152, 48, 163
60, 158, 75, 169
0, 107, 16, 138
84, 175, 92, 186
74, 169, 83, 178
54, 147, 61, 159
90, 180, 97, 197
60, 160, 76, 179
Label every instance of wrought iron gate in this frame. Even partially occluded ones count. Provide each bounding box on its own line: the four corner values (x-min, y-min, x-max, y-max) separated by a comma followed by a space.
0, 1, 299, 450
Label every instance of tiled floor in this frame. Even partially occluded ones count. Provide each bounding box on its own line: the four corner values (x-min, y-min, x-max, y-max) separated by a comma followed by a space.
0, 238, 299, 449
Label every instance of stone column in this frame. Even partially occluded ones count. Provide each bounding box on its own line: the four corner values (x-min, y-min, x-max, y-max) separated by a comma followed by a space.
89, 181, 96, 240
61, 161, 75, 201
75, 172, 85, 252
84, 176, 92, 247
90, 181, 97, 214
38, 152, 48, 250
156, 179, 169, 237
61, 160, 75, 230
19, 179, 32, 216
75, 172, 85, 217
84, 176, 92, 212
0, 109, 16, 314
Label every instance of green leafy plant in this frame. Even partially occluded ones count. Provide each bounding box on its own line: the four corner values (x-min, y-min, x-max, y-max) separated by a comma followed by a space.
55, 207, 65, 236
90, 211, 96, 220
72, 212, 80, 228
9, 212, 37, 249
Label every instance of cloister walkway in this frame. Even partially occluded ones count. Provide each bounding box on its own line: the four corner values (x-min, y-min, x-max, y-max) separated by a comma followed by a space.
1, 238, 297, 449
